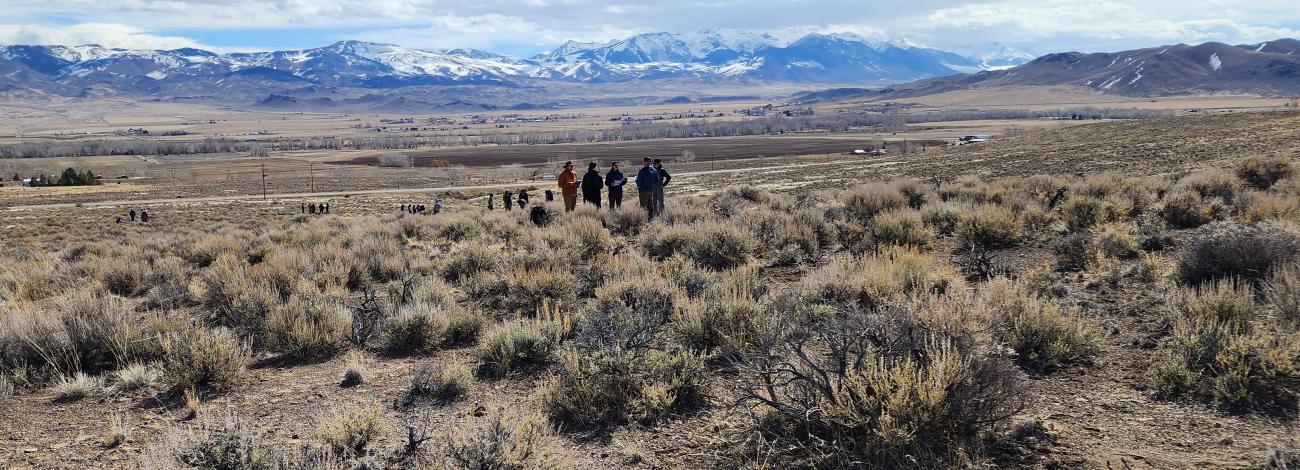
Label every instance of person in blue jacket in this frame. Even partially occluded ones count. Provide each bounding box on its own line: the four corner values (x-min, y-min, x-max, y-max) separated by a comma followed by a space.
634, 157, 660, 219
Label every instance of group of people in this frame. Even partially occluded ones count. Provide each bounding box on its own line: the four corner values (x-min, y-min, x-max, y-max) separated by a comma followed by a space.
558, 158, 670, 217
486, 189, 533, 211
300, 202, 331, 215
115, 208, 150, 224
400, 201, 442, 214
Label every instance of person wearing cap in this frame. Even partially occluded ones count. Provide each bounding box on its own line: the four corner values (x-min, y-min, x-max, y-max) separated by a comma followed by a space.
634, 157, 660, 219
558, 161, 579, 212
605, 162, 626, 210
581, 162, 603, 209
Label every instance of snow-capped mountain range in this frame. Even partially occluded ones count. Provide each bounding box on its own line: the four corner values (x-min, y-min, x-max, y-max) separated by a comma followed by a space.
0, 30, 1032, 100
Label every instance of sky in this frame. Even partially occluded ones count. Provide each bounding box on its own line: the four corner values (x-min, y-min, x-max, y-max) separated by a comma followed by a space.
1, 0, 1298, 57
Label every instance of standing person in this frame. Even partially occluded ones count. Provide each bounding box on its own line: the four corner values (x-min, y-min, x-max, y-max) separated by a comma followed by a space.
140, 209, 150, 223
433, 200, 442, 214
544, 190, 554, 202
300, 202, 306, 214
581, 162, 603, 209
557, 162, 579, 212
503, 190, 514, 212
401, 203, 407, 212
635, 157, 660, 220
605, 162, 626, 210
653, 159, 671, 214
129, 209, 137, 222
487, 193, 495, 211
309, 203, 316, 214
324, 202, 330, 214
517, 190, 530, 210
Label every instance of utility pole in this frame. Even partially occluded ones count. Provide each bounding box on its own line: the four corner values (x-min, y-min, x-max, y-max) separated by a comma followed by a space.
309, 162, 315, 192
261, 163, 268, 201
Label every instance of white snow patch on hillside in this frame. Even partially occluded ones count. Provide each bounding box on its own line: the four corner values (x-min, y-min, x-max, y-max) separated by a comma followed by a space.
1209, 53, 1222, 71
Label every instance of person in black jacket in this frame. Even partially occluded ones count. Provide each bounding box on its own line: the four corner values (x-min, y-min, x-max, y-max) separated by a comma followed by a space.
604, 162, 626, 210
503, 190, 514, 211
517, 190, 530, 210
581, 162, 603, 209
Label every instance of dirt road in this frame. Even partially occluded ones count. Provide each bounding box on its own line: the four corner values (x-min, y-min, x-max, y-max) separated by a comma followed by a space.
5, 160, 862, 211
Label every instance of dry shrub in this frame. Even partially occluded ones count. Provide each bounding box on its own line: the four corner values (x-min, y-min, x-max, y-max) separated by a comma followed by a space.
580, 276, 686, 350
52, 371, 103, 401
183, 233, 245, 268
674, 294, 762, 356
641, 221, 756, 270
264, 296, 351, 361
1151, 282, 1299, 412
1159, 189, 1228, 228
440, 411, 570, 469
316, 402, 387, 457
1059, 195, 1107, 231
660, 255, 715, 298
444, 310, 488, 347
938, 175, 989, 204
802, 247, 961, 309
476, 320, 559, 377
955, 205, 1022, 249
541, 348, 708, 428
985, 280, 1100, 372
381, 302, 450, 355
1178, 221, 1300, 285
920, 201, 967, 236
736, 300, 1027, 468
1181, 169, 1242, 203
1235, 156, 1294, 189
1241, 191, 1300, 223
0, 258, 66, 302
441, 241, 501, 282
872, 209, 934, 248
894, 179, 929, 209
431, 215, 485, 244
549, 217, 611, 258
56, 290, 158, 374
503, 265, 579, 315
408, 362, 473, 404
145, 414, 272, 470
604, 204, 649, 236
97, 253, 152, 297
198, 254, 277, 341
1091, 222, 1140, 259
113, 362, 159, 393
161, 327, 249, 392
843, 183, 906, 221
1265, 263, 1300, 330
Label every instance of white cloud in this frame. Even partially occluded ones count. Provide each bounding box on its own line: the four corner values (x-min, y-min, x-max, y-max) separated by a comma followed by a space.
1, 0, 1297, 54
0, 23, 211, 49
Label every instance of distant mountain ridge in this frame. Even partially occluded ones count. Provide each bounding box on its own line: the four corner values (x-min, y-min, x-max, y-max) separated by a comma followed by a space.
0, 30, 1031, 101
860, 38, 1300, 99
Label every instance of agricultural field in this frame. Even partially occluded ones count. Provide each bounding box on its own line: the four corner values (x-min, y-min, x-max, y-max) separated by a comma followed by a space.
1, 109, 1299, 469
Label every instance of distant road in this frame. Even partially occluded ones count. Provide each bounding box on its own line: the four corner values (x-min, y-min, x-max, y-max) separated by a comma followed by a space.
6, 160, 859, 211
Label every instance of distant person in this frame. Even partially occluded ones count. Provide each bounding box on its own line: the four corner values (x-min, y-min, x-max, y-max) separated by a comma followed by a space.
140, 209, 150, 223
653, 159, 671, 214
487, 193, 495, 211
605, 162, 626, 210
558, 161, 579, 212
581, 162, 603, 209
129, 209, 137, 223
635, 157, 660, 219
401, 203, 407, 212
300, 202, 306, 214
503, 190, 514, 211
545, 189, 554, 202
433, 200, 442, 214
324, 202, 330, 214
115, 217, 123, 224
309, 203, 317, 215
517, 190, 530, 210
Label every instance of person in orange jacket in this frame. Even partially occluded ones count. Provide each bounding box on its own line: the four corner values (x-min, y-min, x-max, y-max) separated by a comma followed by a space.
557, 161, 579, 212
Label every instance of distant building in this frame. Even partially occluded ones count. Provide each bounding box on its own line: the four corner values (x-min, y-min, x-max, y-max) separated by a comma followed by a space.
959, 134, 992, 143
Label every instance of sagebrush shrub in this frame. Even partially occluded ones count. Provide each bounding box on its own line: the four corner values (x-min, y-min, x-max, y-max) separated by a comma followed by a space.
161, 327, 249, 392
1178, 221, 1300, 285
642, 221, 756, 270
540, 348, 708, 428
872, 209, 934, 248
408, 362, 473, 404
316, 402, 387, 457
476, 321, 558, 376
843, 183, 906, 221
986, 280, 1100, 372
441, 411, 570, 468
381, 302, 450, 355
264, 296, 351, 360
1235, 156, 1294, 189
955, 205, 1021, 249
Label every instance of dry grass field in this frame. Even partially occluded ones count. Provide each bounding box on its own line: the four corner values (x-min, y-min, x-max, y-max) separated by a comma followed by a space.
0, 109, 1298, 469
